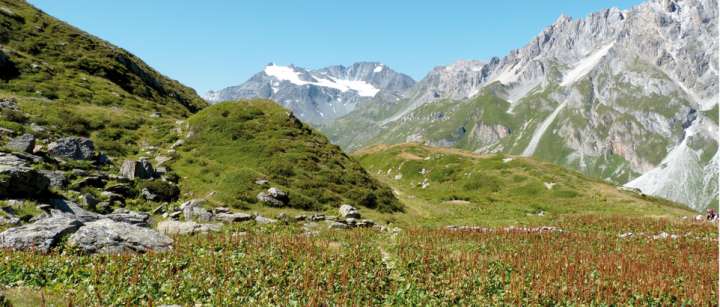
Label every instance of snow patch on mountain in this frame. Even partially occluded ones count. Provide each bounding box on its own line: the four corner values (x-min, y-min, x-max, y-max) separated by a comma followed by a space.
264, 64, 379, 97
560, 42, 615, 87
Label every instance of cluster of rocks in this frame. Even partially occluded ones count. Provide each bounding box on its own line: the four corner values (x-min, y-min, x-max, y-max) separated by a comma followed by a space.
445, 225, 563, 233
0, 199, 171, 254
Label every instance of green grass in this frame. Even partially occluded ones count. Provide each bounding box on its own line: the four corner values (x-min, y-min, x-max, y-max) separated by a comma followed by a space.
171, 100, 401, 213
0, 0, 205, 113
353, 144, 695, 227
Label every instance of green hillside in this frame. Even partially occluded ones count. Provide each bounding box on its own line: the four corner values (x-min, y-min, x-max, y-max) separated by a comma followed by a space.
0, 0, 207, 158
171, 100, 401, 213
354, 143, 694, 227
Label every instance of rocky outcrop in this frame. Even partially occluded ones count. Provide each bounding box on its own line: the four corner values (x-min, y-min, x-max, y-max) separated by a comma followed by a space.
256, 187, 289, 207
157, 220, 221, 235
0, 215, 83, 253
67, 219, 172, 254
0, 157, 50, 197
338, 204, 361, 219
214, 212, 253, 223
47, 137, 95, 160
105, 209, 151, 227
5, 134, 35, 153
120, 159, 156, 180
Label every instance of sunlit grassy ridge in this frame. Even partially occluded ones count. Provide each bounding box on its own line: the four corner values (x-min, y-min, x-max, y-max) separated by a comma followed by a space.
171, 100, 401, 212
353, 143, 694, 227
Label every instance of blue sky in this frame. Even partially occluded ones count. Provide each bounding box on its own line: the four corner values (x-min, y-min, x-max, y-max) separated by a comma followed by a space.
29, 0, 643, 94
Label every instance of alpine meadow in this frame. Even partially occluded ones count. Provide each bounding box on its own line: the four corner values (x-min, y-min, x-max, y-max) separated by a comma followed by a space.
0, 0, 718, 306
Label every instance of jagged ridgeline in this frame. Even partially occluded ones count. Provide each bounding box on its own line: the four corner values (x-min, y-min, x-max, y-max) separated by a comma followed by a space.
172, 100, 402, 212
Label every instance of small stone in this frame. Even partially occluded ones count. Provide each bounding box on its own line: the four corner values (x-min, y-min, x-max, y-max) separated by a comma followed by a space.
328, 222, 350, 230
256, 187, 289, 207
157, 220, 221, 235
79, 194, 99, 210
214, 212, 253, 223
254, 215, 277, 224
339, 204, 361, 219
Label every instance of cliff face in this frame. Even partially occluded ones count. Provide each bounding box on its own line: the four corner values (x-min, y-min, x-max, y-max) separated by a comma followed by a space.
324, 0, 719, 210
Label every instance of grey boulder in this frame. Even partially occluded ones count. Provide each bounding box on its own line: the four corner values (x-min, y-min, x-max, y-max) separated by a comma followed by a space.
39, 170, 67, 188
49, 198, 100, 222
6, 134, 35, 153
120, 159, 156, 180
0, 164, 50, 197
256, 187, 289, 207
47, 137, 95, 160
68, 219, 172, 254
157, 220, 222, 235
338, 204, 361, 219
0, 215, 83, 253
106, 209, 151, 227
213, 212, 253, 223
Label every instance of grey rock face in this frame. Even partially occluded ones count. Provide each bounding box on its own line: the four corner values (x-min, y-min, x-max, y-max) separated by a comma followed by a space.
214, 212, 253, 223
106, 209, 151, 227
6, 134, 35, 153
120, 159, 156, 180
179, 199, 213, 222
256, 187, 289, 207
47, 137, 95, 160
39, 170, 67, 188
338, 204, 361, 219
324, 0, 719, 210
0, 163, 50, 197
68, 219, 172, 254
49, 199, 100, 223
205, 62, 415, 124
254, 215, 278, 224
0, 215, 83, 253
156, 220, 221, 235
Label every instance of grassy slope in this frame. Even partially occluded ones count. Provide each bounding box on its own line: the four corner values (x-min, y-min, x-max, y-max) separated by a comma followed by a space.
171, 100, 401, 213
353, 143, 694, 227
0, 0, 207, 158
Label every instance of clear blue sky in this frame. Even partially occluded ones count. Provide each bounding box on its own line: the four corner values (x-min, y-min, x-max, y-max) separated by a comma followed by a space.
28, 0, 643, 94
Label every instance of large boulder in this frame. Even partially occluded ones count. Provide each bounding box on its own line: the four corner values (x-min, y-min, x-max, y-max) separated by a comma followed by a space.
256, 187, 289, 207
5, 134, 35, 153
0, 165, 50, 197
339, 204, 361, 219
47, 137, 95, 160
67, 219, 172, 254
120, 159, 156, 180
156, 220, 221, 235
105, 209, 150, 227
0, 216, 83, 253
48, 199, 100, 222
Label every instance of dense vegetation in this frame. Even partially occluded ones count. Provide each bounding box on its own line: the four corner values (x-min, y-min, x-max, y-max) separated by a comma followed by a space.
171, 100, 401, 212
353, 143, 694, 226
1, 216, 715, 305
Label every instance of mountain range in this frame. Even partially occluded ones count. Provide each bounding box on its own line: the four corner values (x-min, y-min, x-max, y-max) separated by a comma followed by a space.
208, 0, 719, 211
205, 62, 415, 124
